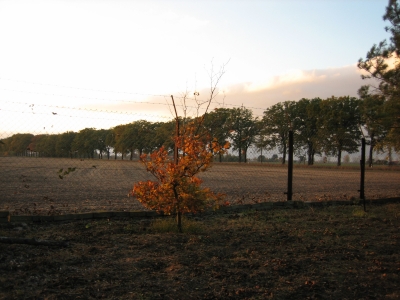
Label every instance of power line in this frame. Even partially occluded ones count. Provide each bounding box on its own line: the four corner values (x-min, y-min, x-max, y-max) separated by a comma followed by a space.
2, 99, 265, 121
0, 101, 173, 119
0, 77, 167, 97
0, 89, 221, 110
0, 77, 268, 111
0, 88, 174, 105
0, 108, 172, 122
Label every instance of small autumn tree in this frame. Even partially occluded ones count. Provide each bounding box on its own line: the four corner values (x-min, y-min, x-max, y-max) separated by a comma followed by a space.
131, 61, 229, 232
132, 122, 228, 232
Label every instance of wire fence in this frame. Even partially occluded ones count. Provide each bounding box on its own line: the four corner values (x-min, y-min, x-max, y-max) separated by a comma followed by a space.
1, 91, 400, 215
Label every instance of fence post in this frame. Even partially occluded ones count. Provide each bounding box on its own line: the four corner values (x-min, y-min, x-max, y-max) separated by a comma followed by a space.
360, 137, 366, 211
286, 130, 293, 201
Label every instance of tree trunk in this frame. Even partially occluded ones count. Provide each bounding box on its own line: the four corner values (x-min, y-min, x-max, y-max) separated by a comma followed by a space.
307, 141, 314, 165
282, 143, 287, 164
368, 139, 375, 168
238, 146, 242, 163
337, 149, 342, 166
311, 149, 315, 165
172, 184, 183, 233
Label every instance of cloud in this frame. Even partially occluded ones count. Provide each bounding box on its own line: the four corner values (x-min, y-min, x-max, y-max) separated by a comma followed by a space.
216, 64, 378, 116
78, 64, 378, 122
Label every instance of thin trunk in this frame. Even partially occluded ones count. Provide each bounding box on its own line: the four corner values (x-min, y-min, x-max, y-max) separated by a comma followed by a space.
337, 149, 342, 166
176, 212, 182, 233
307, 141, 313, 165
311, 149, 315, 165
282, 142, 287, 164
368, 138, 375, 168
172, 184, 182, 233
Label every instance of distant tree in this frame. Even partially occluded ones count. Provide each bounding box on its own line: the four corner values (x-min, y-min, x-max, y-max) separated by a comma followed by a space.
131, 120, 157, 157
55, 132, 76, 158
113, 124, 130, 160
104, 130, 115, 160
293, 98, 322, 165
203, 108, 232, 162
72, 128, 98, 158
254, 119, 270, 164
317, 96, 362, 166
106, 127, 119, 160
116, 121, 155, 161
358, 0, 400, 151
94, 129, 111, 159
0, 139, 5, 154
36, 135, 58, 157
358, 91, 388, 167
28, 134, 45, 155
9, 133, 34, 155
151, 121, 171, 151
261, 101, 296, 164
228, 107, 258, 163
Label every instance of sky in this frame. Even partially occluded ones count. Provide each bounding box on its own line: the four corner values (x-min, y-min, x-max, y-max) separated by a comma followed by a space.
0, 0, 392, 135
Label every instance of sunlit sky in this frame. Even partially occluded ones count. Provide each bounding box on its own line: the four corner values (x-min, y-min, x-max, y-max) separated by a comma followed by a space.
0, 0, 391, 135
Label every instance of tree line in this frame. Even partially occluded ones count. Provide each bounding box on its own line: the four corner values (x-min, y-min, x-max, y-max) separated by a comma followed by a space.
2, 1, 400, 167
1, 95, 397, 167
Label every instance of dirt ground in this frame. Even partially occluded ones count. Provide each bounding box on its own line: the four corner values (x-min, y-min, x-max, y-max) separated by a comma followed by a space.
1, 157, 399, 215
0, 204, 399, 299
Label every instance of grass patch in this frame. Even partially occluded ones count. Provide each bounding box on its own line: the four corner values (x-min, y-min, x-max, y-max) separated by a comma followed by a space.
0, 203, 399, 299
150, 216, 205, 234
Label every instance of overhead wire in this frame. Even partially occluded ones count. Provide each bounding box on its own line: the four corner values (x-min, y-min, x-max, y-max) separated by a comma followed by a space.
0, 76, 268, 111
0, 77, 167, 97
0, 108, 172, 124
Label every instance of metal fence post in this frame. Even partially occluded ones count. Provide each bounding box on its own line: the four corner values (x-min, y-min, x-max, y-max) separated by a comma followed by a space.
360, 137, 366, 211
286, 130, 293, 201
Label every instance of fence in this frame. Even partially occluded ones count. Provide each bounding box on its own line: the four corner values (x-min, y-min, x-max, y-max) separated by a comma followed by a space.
1, 95, 400, 216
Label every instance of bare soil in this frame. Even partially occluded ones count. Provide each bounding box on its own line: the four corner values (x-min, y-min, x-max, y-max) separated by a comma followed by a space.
0, 204, 399, 299
1, 157, 399, 215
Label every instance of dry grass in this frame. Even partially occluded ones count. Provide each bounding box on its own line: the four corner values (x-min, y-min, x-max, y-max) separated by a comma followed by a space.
1, 156, 399, 215
0, 203, 399, 299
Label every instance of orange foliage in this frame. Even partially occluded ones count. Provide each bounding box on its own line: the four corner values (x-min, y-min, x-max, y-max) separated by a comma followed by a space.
131, 122, 228, 215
